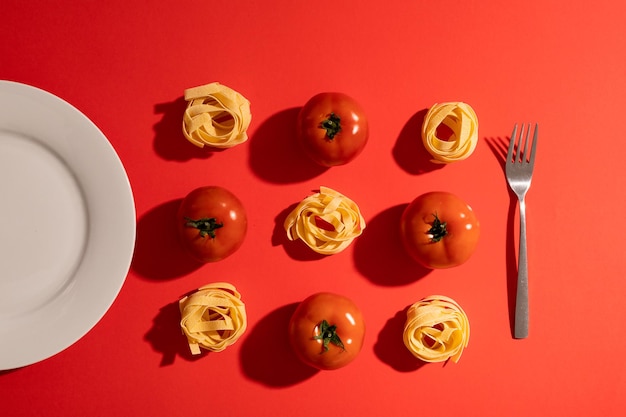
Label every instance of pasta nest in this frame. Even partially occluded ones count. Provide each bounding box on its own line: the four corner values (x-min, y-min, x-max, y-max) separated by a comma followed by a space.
421, 102, 478, 163
403, 295, 470, 363
284, 186, 365, 255
182, 82, 252, 149
179, 282, 247, 354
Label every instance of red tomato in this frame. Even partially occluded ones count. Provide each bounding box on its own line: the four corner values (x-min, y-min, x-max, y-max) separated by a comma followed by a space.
297, 92, 369, 166
289, 292, 365, 370
400, 191, 480, 269
177, 186, 247, 263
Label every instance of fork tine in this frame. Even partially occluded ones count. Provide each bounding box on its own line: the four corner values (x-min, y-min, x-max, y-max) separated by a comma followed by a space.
528, 123, 538, 165
522, 123, 531, 162
507, 123, 518, 163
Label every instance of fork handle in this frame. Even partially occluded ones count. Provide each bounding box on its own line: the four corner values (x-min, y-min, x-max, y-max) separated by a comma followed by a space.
515, 198, 529, 338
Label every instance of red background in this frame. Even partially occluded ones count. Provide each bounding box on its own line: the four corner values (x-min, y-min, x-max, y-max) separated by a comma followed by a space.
2, 1, 625, 416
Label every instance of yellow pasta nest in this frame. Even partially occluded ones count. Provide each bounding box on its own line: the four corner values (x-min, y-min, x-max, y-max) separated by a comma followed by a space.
284, 186, 365, 255
403, 295, 470, 363
179, 282, 247, 355
421, 102, 478, 163
182, 82, 252, 149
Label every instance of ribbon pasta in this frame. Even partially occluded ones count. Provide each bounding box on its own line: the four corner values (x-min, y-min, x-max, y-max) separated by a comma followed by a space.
284, 186, 365, 255
421, 102, 478, 163
179, 282, 247, 355
403, 295, 470, 363
182, 82, 252, 149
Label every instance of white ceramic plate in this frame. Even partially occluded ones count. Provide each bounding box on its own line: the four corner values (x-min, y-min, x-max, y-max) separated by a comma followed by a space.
0, 81, 136, 370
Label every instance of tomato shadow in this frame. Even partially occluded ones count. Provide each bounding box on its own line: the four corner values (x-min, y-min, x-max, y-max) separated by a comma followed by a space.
153, 96, 218, 162
485, 136, 519, 337
353, 204, 432, 286
248, 107, 328, 183
144, 300, 206, 366
239, 303, 319, 387
271, 202, 327, 262
392, 109, 445, 175
374, 307, 428, 372
131, 199, 204, 281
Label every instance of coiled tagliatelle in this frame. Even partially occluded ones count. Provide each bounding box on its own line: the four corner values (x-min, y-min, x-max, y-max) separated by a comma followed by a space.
182, 82, 252, 149
421, 102, 478, 163
284, 186, 365, 255
179, 282, 247, 355
403, 295, 470, 363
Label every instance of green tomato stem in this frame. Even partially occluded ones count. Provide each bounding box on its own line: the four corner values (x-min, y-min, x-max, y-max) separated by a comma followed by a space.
313, 320, 346, 353
427, 212, 448, 242
319, 113, 342, 140
184, 217, 223, 238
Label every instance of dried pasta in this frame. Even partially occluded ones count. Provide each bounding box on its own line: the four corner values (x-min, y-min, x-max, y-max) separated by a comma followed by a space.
182, 82, 252, 149
284, 186, 365, 255
421, 102, 478, 163
179, 282, 247, 354
403, 295, 470, 363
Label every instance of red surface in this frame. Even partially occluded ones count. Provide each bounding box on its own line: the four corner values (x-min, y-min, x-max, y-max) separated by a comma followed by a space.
2, 1, 626, 416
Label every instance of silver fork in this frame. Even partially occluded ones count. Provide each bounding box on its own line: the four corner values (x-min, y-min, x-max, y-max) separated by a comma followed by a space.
506, 123, 538, 339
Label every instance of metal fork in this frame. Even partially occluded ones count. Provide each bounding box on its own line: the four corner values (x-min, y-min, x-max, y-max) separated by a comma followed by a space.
506, 123, 538, 339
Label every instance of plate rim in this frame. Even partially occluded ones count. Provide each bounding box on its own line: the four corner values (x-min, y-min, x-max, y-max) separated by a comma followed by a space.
0, 80, 136, 370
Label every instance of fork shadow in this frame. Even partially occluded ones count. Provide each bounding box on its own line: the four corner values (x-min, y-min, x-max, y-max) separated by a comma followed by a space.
485, 136, 508, 171
485, 136, 520, 338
